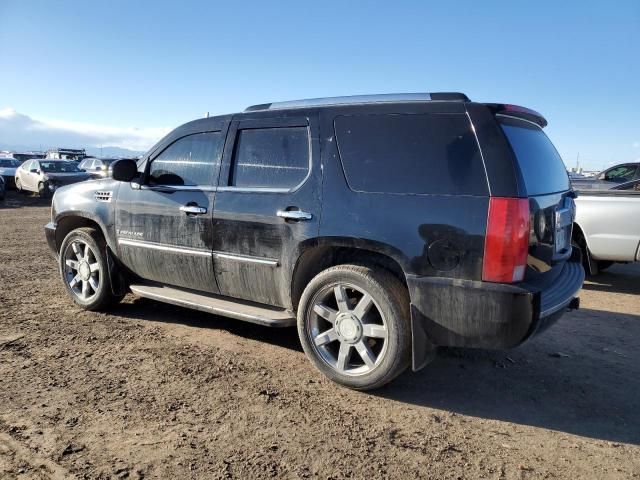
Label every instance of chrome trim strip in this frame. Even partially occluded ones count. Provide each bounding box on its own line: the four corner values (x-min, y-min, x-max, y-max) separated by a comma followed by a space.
213, 251, 279, 266
118, 238, 211, 257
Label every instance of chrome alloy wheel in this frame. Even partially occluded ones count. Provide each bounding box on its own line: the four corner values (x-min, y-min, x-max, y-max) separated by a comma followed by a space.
307, 283, 388, 376
63, 240, 100, 301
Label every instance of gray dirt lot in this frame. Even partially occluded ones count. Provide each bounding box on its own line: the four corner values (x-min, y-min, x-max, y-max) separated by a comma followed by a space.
1, 191, 639, 479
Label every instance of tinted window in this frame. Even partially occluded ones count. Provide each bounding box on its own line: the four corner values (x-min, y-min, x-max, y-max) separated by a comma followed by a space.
603, 165, 637, 182
149, 132, 223, 186
499, 117, 570, 196
230, 127, 309, 188
334, 113, 487, 195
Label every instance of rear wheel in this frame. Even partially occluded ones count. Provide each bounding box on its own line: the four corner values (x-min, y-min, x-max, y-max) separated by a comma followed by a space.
59, 228, 124, 311
297, 264, 411, 390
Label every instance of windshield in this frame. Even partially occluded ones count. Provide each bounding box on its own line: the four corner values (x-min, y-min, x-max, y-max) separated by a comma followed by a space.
0, 159, 21, 167
499, 116, 570, 196
40, 161, 82, 173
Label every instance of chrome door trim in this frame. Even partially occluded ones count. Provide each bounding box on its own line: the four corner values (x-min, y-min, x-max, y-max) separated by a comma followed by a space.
212, 251, 279, 266
118, 238, 212, 257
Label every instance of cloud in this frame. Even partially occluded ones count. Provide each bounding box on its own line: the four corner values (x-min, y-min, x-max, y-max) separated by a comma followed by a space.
0, 107, 171, 152
633, 142, 640, 148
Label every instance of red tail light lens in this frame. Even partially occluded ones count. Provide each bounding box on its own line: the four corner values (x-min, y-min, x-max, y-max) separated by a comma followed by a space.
482, 197, 530, 283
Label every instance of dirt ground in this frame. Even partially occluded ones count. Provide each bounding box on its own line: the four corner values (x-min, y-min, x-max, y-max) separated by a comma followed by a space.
1, 191, 639, 480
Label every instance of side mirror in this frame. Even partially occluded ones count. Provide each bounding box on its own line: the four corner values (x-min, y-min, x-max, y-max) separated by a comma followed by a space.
111, 159, 138, 182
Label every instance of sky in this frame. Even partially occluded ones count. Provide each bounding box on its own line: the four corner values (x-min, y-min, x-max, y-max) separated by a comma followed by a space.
0, 0, 638, 169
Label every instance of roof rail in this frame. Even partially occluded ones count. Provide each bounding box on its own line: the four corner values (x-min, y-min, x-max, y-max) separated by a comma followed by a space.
244, 92, 470, 112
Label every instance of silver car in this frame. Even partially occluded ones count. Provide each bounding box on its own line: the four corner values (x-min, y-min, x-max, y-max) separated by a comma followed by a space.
0, 157, 21, 188
15, 159, 90, 197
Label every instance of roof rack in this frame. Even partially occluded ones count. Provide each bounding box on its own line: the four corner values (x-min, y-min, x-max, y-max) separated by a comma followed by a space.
244, 92, 470, 112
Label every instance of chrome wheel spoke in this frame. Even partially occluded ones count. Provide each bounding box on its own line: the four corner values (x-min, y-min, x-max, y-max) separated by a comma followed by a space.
89, 262, 99, 273
336, 343, 351, 372
334, 285, 350, 312
352, 293, 373, 319
362, 323, 387, 339
71, 242, 82, 260
355, 340, 376, 368
69, 274, 81, 288
89, 276, 99, 292
66, 259, 78, 270
83, 244, 90, 261
81, 279, 90, 298
314, 328, 338, 346
313, 303, 337, 324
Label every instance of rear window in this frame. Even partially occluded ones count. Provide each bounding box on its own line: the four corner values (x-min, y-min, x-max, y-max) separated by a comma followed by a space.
499, 116, 570, 196
334, 113, 487, 196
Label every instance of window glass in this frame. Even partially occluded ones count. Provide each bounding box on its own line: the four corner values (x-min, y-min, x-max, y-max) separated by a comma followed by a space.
604, 165, 637, 182
40, 161, 81, 173
499, 116, 570, 195
148, 132, 223, 186
22, 160, 32, 170
334, 113, 487, 195
230, 127, 310, 188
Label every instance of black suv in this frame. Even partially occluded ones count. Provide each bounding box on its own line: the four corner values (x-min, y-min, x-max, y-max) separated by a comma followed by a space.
45, 93, 584, 390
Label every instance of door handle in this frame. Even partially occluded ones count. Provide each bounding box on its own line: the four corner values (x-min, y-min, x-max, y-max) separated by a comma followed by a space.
180, 205, 207, 215
276, 209, 313, 221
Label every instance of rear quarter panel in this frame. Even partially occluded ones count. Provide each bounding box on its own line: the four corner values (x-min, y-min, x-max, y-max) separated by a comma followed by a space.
318, 107, 489, 280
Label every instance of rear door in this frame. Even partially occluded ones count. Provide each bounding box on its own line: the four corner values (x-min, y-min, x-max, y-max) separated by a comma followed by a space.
497, 115, 574, 280
212, 114, 321, 308
115, 130, 225, 293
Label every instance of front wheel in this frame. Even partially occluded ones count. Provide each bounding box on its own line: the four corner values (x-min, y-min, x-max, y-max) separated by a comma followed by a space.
297, 264, 412, 391
38, 181, 51, 198
59, 227, 124, 311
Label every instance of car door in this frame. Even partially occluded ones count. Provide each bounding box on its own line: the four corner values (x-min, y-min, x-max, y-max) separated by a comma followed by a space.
115, 129, 226, 293
212, 114, 321, 308
23, 160, 37, 191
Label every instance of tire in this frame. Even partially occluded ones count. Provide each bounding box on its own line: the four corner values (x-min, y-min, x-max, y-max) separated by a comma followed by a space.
59, 227, 124, 311
38, 181, 51, 198
597, 261, 614, 271
297, 264, 411, 391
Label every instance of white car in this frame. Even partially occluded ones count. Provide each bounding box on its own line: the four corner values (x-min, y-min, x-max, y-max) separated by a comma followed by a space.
15, 159, 90, 197
573, 179, 640, 274
0, 157, 21, 189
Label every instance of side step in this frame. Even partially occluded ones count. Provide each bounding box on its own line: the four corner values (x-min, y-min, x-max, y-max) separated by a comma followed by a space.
129, 283, 296, 328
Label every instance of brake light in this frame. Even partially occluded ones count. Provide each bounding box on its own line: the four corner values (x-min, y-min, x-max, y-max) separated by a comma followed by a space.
482, 197, 530, 283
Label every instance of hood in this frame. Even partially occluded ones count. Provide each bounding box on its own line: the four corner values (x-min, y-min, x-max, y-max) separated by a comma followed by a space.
45, 172, 90, 184
0, 167, 17, 176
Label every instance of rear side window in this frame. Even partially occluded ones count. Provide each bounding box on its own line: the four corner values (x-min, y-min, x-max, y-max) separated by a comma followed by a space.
603, 165, 637, 182
230, 127, 310, 188
334, 113, 487, 195
499, 116, 570, 196
148, 132, 223, 186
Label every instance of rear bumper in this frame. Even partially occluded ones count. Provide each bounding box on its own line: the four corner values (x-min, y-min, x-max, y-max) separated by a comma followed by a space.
45, 222, 58, 258
408, 249, 584, 370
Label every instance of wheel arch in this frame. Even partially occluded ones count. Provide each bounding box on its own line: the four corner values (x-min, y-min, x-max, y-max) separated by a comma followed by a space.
54, 213, 111, 254
290, 237, 409, 311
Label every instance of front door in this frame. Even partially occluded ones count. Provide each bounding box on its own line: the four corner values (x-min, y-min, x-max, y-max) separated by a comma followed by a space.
115, 130, 225, 293
212, 114, 321, 308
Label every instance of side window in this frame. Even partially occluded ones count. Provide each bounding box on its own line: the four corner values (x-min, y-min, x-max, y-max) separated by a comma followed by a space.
22, 160, 32, 171
148, 132, 223, 186
230, 127, 310, 189
334, 113, 487, 195
604, 165, 636, 182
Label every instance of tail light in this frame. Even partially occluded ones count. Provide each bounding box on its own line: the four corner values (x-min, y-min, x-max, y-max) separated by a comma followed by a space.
482, 197, 530, 283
